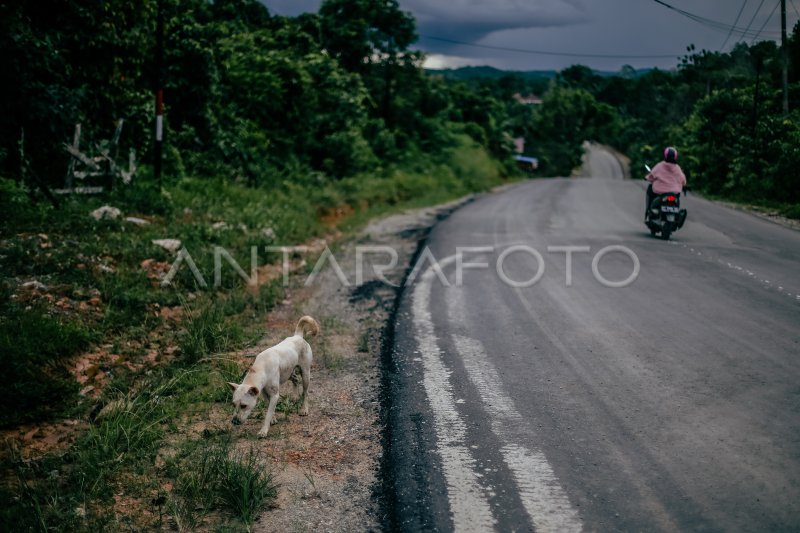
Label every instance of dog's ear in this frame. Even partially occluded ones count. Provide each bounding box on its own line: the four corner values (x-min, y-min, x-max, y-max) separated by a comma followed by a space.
227, 382, 238, 392
247, 386, 259, 397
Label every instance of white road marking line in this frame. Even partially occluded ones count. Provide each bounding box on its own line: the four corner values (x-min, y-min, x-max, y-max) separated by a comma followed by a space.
412, 257, 496, 532
448, 289, 582, 533
706, 253, 797, 300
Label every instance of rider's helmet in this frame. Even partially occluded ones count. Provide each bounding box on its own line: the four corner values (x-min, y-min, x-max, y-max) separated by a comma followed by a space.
664, 147, 678, 163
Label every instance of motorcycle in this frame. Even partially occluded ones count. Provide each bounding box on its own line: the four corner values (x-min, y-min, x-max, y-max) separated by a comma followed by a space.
644, 164, 687, 240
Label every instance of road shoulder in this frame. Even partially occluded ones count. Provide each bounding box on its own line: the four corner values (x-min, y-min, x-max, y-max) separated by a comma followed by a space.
238, 196, 475, 531
705, 198, 800, 232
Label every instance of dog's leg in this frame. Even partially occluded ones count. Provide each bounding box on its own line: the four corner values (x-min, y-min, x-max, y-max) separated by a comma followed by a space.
289, 367, 302, 408
259, 385, 280, 438
299, 348, 311, 416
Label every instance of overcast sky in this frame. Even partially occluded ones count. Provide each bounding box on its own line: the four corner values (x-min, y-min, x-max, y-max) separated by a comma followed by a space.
262, 0, 799, 72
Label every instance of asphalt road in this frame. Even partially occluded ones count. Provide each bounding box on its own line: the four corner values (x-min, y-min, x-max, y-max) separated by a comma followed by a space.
386, 147, 800, 532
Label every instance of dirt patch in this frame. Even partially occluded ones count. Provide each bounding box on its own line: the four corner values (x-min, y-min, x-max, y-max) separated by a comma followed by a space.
0, 418, 88, 462
320, 205, 355, 228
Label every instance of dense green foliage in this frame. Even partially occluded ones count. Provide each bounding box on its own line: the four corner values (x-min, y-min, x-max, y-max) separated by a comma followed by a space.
439, 31, 800, 205
610, 38, 800, 206
0, 0, 512, 434
0, 0, 517, 188
0, 0, 517, 431
523, 37, 800, 204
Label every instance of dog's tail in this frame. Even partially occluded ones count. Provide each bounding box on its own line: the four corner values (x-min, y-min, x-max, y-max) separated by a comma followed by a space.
294, 315, 320, 338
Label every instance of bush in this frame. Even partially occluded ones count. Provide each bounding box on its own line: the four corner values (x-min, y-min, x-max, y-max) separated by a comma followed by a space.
681, 87, 800, 204
109, 182, 175, 217
217, 446, 277, 525
169, 437, 277, 528
179, 300, 246, 365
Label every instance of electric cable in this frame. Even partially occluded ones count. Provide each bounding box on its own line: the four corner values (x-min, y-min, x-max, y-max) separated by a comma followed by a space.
721, 0, 750, 50
651, 0, 779, 37
418, 34, 680, 60
740, 0, 768, 40
750, 0, 781, 43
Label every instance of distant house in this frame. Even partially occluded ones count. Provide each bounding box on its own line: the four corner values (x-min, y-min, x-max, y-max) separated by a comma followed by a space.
514, 155, 539, 172
513, 93, 543, 105
513, 138, 537, 171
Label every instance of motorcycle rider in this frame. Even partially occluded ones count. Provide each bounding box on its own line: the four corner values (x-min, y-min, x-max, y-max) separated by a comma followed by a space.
645, 147, 686, 220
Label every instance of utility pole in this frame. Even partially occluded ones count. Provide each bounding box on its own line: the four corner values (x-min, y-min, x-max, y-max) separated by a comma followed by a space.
383, 36, 395, 130
154, 0, 164, 185
781, 0, 788, 114
753, 56, 762, 136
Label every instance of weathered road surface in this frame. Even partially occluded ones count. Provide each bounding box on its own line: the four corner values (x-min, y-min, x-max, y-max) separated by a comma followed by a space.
385, 147, 800, 532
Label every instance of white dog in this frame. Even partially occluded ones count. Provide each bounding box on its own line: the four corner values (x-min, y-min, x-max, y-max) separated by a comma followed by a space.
228, 315, 319, 437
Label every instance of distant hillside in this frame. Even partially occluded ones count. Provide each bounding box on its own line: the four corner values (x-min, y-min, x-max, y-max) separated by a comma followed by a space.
425, 66, 557, 80
426, 65, 655, 80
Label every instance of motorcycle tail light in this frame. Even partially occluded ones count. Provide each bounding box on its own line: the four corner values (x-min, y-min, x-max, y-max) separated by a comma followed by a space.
666, 195, 676, 203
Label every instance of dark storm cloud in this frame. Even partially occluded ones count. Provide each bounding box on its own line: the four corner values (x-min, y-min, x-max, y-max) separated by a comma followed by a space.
401, 0, 589, 42
263, 0, 590, 57
262, 0, 588, 40
261, 0, 797, 71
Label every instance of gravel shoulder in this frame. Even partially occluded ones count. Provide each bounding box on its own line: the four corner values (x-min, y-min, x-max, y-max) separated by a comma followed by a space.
706, 199, 800, 232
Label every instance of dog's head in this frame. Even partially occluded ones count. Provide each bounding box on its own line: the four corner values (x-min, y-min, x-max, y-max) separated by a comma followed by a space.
228, 382, 259, 425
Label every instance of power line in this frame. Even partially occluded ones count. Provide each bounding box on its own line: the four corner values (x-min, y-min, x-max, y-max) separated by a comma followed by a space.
652, 0, 749, 32
791, 0, 800, 18
721, 0, 750, 50
740, 0, 768, 40
751, 0, 781, 43
650, 0, 780, 37
418, 35, 681, 60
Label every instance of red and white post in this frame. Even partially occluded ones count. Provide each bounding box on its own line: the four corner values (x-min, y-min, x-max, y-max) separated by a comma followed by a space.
154, 0, 164, 185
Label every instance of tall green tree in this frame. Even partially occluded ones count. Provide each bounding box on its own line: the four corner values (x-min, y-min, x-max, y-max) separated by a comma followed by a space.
318, 0, 416, 74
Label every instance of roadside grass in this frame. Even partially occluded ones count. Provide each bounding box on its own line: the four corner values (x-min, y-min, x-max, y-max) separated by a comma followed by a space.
331, 137, 507, 232
179, 282, 285, 366
0, 303, 96, 426
315, 328, 343, 370
276, 394, 304, 415
1, 358, 276, 531
781, 204, 800, 220
180, 299, 249, 365
217, 446, 277, 526
698, 192, 800, 221
0, 271, 283, 530
166, 434, 277, 532
0, 136, 514, 530
2, 370, 177, 531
